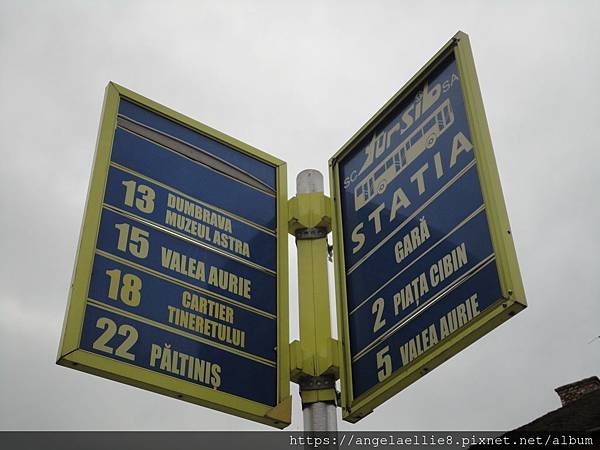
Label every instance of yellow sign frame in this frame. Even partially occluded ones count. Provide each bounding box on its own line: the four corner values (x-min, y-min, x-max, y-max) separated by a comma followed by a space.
329, 32, 526, 423
57, 82, 291, 428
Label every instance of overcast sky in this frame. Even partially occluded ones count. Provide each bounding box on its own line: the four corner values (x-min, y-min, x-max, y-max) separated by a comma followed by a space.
1, 0, 599, 431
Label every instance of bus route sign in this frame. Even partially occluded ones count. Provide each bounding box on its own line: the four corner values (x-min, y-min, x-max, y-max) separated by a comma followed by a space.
57, 83, 291, 428
329, 32, 526, 423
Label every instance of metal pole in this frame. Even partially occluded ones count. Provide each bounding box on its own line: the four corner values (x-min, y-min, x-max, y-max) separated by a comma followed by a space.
295, 169, 338, 433
302, 401, 337, 432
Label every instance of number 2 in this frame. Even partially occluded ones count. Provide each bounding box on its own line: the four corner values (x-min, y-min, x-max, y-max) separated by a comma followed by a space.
372, 297, 386, 333
92, 317, 138, 361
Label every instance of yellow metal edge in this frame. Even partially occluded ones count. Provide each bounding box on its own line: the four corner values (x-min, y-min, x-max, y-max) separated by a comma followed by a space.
315, 241, 333, 375
276, 163, 291, 407
265, 395, 292, 426
108, 82, 286, 168
57, 349, 288, 429
328, 337, 340, 379
453, 35, 526, 305
296, 239, 316, 376
57, 83, 121, 360
343, 298, 525, 422
289, 340, 303, 382
300, 389, 337, 404
328, 161, 355, 415
328, 33, 461, 167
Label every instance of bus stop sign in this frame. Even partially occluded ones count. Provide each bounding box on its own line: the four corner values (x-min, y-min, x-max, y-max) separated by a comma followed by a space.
329, 32, 526, 423
57, 83, 291, 428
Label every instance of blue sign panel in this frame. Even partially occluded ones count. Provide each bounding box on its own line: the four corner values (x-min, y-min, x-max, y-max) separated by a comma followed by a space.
332, 46, 516, 412
78, 97, 282, 407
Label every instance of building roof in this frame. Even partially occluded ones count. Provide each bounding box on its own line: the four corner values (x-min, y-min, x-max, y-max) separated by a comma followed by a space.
511, 388, 600, 432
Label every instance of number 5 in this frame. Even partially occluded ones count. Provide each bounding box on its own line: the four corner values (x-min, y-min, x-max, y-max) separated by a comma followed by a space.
376, 345, 392, 382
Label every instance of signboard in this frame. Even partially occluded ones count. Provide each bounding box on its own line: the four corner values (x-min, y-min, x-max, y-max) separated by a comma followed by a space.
329, 32, 526, 422
57, 83, 291, 428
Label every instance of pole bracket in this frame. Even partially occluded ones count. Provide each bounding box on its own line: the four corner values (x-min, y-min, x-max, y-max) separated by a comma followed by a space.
289, 339, 340, 383
298, 374, 336, 391
287, 193, 332, 236
298, 374, 339, 405
295, 227, 328, 241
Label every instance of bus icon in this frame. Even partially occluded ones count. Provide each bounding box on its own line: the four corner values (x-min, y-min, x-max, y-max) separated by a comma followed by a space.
354, 98, 454, 211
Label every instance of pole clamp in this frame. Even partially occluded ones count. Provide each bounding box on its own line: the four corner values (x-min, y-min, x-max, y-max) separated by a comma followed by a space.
295, 227, 328, 241
298, 374, 336, 391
